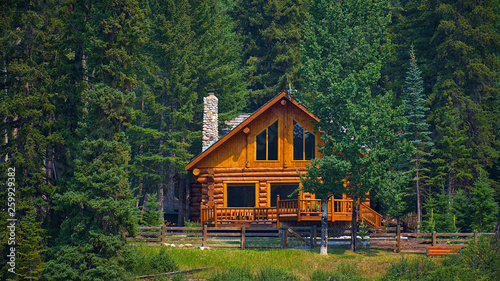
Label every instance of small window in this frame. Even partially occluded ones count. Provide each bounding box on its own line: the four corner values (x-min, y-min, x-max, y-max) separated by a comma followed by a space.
226, 183, 256, 207
271, 183, 299, 207
293, 121, 315, 160
256, 121, 278, 160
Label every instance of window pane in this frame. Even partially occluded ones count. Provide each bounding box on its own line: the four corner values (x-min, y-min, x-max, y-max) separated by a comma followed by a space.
256, 130, 266, 160
271, 183, 299, 207
293, 121, 303, 160
304, 129, 315, 160
227, 184, 255, 207
268, 121, 278, 160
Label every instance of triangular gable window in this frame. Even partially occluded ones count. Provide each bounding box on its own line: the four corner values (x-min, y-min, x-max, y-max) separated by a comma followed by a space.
256, 121, 278, 160
293, 121, 315, 160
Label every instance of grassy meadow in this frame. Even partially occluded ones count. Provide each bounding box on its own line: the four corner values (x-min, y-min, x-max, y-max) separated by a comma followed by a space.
132, 246, 420, 280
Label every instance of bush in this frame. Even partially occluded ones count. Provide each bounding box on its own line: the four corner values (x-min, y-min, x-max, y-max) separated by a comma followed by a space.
381, 257, 436, 281
119, 247, 178, 277
381, 236, 500, 281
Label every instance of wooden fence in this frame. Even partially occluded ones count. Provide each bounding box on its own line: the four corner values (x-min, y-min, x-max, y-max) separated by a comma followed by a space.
126, 225, 496, 252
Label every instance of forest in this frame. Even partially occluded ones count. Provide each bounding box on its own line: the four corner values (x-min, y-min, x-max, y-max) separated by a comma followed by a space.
0, 0, 499, 280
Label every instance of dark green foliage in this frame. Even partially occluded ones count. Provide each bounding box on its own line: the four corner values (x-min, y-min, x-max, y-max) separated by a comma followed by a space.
142, 193, 162, 226
470, 170, 499, 232
300, 0, 406, 251
421, 189, 457, 233
231, 0, 308, 110
451, 190, 472, 233
119, 247, 178, 277
208, 267, 299, 281
382, 236, 500, 281
381, 257, 437, 281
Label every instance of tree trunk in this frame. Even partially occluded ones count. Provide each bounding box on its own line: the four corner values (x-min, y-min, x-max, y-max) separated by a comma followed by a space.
320, 198, 328, 255
350, 195, 357, 252
416, 159, 421, 233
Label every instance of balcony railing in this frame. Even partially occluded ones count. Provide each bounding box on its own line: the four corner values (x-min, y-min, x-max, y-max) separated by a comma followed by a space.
200, 197, 382, 227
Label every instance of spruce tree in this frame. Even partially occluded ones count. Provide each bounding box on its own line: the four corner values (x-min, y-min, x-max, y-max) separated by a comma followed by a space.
401, 46, 433, 231
42, 1, 148, 279
300, 0, 403, 252
470, 169, 499, 232
128, 0, 247, 219
0, 0, 60, 279
231, 0, 308, 110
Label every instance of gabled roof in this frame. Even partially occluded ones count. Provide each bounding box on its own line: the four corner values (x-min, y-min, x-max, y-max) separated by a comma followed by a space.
185, 91, 319, 171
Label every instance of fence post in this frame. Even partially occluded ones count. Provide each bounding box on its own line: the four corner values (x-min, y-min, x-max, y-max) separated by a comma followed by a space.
281, 227, 289, 249
396, 224, 401, 253
432, 231, 437, 246
310, 226, 314, 248
474, 231, 478, 243
161, 224, 166, 245
313, 225, 317, 249
214, 205, 218, 227
241, 225, 246, 249
203, 224, 208, 247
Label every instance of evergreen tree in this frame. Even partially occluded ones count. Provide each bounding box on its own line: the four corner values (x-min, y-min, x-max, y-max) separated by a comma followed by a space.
421, 188, 457, 233
141, 193, 162, 226
231, 0, 308, 110
451, 189, 472, 232
128, 0, 247, 219
0, 0, 60, 279
426, 0, 500, 193
300, 0, 403, 252
401, 45, 433, 231
42, 1, 148, 279
470, 169, 499, 232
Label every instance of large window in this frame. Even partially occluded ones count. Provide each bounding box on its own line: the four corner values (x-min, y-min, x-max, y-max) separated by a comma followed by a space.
256, 121, 278, 160
226, 183, 256, 207
270, 183, 299, 207
293, 121, 315, 160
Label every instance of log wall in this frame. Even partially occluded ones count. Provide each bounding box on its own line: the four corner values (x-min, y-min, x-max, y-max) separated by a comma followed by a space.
190, 167, 311, 221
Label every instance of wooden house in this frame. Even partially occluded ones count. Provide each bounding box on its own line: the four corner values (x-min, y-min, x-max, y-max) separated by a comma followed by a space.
185, 92, 382, 227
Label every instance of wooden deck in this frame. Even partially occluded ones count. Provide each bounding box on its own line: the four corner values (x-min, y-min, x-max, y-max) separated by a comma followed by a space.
200, 197, 382, 227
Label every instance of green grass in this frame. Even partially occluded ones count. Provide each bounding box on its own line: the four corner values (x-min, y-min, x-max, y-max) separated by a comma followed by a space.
132, 246, 421, 280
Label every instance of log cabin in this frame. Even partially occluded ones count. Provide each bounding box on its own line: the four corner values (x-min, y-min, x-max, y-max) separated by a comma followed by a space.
185, 92, 382, 227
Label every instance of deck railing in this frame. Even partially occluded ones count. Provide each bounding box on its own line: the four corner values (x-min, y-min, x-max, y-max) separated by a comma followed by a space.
201, 205, 277, 227
201, 197, 382, 227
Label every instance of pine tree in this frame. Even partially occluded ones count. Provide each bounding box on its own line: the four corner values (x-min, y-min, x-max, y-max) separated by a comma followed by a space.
470, 169, 499, 232
0, 0, 60, 279
42, 1, 148, 279
128, 0, 247, 220
300, 0, 403, 252
231, 0, 308, 110
401, 46, 433, 231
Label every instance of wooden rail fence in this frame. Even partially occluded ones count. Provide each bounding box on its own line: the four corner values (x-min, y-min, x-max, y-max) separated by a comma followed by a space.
126, 226, 496, 252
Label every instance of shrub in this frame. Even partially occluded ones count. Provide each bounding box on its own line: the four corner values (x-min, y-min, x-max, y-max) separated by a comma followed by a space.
381, 257, 436, 281
119, 247, 178, 277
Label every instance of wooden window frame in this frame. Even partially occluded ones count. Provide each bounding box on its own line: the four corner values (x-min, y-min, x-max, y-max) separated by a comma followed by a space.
266, 181, 302, 207
292, 120, 315, 161
255, 119, 280, 162
223, 181, 259, 207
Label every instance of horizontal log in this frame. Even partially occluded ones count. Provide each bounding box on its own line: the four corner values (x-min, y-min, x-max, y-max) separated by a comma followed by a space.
165, 238, 203, 242
140, 232, 162, 236
137, 226, 162, 230
206, 244, 241, 248
165, 227, 202, 231
196, 167, 308, 173
126, 237, 161, 242
215, 177, 302, 182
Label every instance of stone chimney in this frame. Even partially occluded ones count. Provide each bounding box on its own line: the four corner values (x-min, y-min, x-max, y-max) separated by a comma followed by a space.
202, 93, 218, 152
